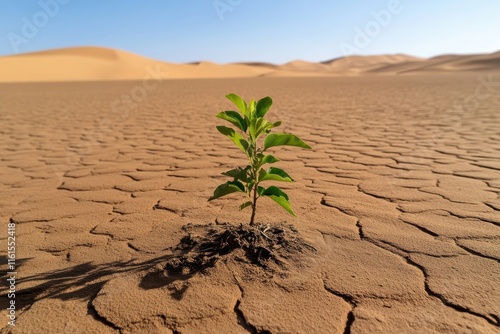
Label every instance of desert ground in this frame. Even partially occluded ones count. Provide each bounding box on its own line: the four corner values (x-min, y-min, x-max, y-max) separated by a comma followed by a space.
0, 48, 500, 333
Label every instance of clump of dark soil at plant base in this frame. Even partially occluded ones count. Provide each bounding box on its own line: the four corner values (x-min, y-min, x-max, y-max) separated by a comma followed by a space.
163, 222, 317, 280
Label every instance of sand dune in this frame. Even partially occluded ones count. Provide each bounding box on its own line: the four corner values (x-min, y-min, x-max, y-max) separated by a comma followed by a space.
0, 47, 169, 82
371, 52, 500, 74
321, 54, 424, 74
280, 60, 330, 72
263, 60, 332, 77
233, 61, 278, 69
0, 46, 272, 82
410, 52, 500, 72
0, 46, 499, 82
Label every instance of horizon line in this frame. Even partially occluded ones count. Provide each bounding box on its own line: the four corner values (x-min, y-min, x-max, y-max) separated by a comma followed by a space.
2, 44, 499, 66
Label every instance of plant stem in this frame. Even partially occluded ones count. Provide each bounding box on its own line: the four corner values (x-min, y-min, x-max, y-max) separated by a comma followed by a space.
250, 181, 257, 226
249, 139, 258, 226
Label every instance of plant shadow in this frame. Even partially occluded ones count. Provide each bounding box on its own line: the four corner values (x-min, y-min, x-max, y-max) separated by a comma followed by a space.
0, 253, 175, 312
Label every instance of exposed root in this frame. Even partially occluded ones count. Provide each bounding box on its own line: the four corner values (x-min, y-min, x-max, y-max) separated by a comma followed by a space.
164, 223, 316, 279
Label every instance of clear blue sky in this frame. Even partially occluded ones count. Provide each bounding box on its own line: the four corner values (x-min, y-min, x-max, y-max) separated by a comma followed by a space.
1, 0, 499, 64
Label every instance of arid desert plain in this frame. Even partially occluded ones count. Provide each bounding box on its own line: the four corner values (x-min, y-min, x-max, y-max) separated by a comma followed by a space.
1, 48, 500, 334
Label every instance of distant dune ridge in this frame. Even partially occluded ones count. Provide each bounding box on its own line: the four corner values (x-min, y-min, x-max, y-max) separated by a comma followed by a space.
0, 46, 499, 82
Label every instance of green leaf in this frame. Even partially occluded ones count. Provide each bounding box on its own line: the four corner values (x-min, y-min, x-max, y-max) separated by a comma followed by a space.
216, 111, 247, 132
256, 96, 272, 118
239, 201, 252, 211
259, 167, 294, 182
264, 133, 312, 150
257, 186, 266, 196
225, 93, 248, 117
249, 117, 257, 139
246, 144, 254, 158
248, 99, 256, 118
222, 166, 250, 182
209, 181, 245, 201
248, 181, 255, 192
271, 120, 282, 128
243, 117, 251, 137
260, 154, 280, 165
262, 186, 296, 216
250, 117, 267, 139
217, 126, 249, 153
255, 120, 281, 138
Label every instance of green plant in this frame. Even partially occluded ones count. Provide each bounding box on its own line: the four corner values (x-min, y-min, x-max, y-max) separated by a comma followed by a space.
209, 93, 312, 226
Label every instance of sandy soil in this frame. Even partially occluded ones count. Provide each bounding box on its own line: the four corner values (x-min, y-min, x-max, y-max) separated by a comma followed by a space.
0, 74, 499, 333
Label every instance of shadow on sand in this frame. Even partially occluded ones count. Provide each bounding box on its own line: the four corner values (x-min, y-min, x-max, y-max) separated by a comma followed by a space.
0, 253, 175, 312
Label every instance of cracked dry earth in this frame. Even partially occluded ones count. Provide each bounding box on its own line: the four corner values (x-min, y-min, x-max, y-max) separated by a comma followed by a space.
0, 74, 499, 334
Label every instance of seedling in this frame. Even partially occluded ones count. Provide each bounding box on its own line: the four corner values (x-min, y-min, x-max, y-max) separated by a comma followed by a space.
209, 93, 311, 225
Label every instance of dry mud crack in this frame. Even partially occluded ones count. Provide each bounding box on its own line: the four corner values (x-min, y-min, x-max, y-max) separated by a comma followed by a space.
1, 75, 499, 333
